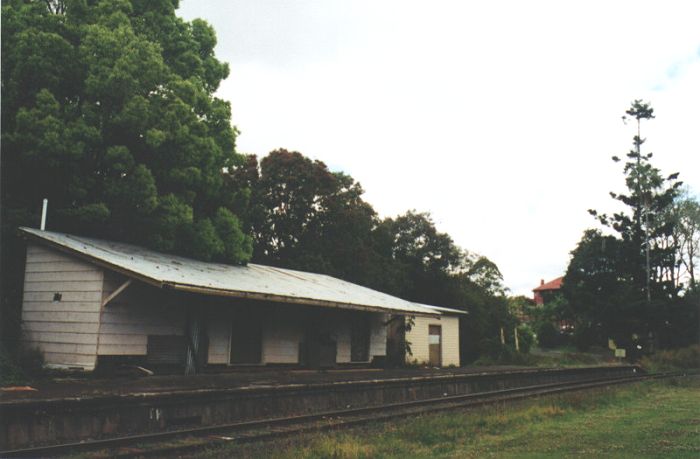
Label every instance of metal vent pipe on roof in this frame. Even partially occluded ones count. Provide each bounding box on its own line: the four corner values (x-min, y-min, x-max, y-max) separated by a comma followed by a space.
40, 199, 48, 231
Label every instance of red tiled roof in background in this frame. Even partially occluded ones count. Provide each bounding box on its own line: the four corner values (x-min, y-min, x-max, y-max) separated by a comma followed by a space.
533, 276, 564, 292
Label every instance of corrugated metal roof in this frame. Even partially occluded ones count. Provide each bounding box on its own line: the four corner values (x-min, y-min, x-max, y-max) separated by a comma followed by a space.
416, 304, 468, 315
20, 227, 442, 316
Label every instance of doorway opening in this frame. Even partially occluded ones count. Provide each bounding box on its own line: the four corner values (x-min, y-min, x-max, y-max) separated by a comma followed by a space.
229, 311, 262, 364
350, 313, 370, 362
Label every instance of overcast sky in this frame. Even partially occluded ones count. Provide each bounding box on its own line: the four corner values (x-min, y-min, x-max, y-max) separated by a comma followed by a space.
178, 0, 700, 296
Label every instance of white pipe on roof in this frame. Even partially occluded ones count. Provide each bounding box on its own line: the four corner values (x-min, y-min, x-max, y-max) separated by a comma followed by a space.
40, 199, 48, 231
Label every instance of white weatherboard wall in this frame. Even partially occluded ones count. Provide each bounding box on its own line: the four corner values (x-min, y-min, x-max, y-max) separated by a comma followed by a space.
97, 272, 186, 356
326, 311, 386, 364
206, 302, 305, 365
206, 307, 233, 365
207, 307, 388, 365
21, 244, 103, 370
369, 313, 388, 358
262, 307, 303, 364
405, 315, 460, 367
21, 244, 391, 369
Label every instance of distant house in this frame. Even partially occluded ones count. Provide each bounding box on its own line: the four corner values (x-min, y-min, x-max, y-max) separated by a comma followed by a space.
533, 276, 573, 332
533, 277, 564, 305
18, 227, 463, 373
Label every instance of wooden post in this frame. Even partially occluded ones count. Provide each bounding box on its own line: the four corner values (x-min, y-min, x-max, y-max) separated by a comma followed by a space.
500, 327, 505, 345
185, 315, 202, 375
514, 327, 520, 352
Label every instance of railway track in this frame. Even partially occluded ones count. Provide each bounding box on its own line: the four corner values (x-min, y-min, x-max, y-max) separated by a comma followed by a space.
1, 370, 690, 458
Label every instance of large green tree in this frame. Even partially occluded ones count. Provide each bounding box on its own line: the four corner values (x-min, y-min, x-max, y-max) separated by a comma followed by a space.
566, 101, 696, 351
589, 100, 683, 300
229, 149, 516, 363
1, 0, 252, 342
563, 230, 641, 347
670, 191, 700, 288
230, 149, 379, 284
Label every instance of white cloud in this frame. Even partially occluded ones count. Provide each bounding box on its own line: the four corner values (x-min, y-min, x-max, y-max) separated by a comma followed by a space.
179, 0, 700, 296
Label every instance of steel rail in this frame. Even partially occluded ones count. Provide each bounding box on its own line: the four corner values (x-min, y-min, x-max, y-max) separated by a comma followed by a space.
0, 370, 691, 458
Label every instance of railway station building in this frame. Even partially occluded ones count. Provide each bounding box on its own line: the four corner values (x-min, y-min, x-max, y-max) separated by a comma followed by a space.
17, 227, 464, 373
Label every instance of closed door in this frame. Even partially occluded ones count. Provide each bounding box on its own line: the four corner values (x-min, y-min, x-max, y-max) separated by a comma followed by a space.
428, 325, 442, 366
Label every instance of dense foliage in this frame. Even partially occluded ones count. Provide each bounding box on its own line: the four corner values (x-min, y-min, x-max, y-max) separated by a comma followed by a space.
1, 1, 520, 364
563, 101, 700, 353
1, 0, 252, 341
226, 149, 518, 363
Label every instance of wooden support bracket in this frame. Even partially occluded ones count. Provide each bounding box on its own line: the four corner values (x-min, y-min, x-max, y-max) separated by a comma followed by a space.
101, 279, 132, 307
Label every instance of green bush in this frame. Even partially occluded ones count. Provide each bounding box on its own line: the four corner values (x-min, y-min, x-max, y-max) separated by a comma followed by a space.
0, 344, 28, 386
478, 337, 507, 359
537, 322, 559, 348
17, 346, 45, 377
573, 325, 594, 352
473, 333, 541, 366
517, 324, 535, 354
639, 345, 700, 372
0, 343, 44, 386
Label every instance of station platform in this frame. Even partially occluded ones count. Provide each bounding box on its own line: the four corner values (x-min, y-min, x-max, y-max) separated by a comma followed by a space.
0, 365, 530, 403
1, 364, 638, 450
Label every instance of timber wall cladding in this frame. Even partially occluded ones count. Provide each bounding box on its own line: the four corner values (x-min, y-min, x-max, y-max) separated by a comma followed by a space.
206, 302, 305, 365
262, 307, 303, 364
97, 271, 185, 357
207, 305, 389, 365
369, 313, 388, 358
406, 315, 460, 366
333, 312, 352, 363
21, 245, 394, 370
205, 307, 233, 365
21, 244, 104, 370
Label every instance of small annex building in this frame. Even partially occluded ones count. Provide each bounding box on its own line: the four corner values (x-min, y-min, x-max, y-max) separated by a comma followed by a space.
406, 305, 461, 367
18, 227, 464, 373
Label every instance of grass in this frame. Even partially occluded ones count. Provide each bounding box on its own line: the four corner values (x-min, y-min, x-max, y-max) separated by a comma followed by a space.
192, 378, 700, 458
639, 345, 700, 373
473, 345, 612, 368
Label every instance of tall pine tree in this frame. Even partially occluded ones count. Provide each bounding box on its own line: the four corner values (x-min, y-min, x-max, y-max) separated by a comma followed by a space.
567, 100, 690, 351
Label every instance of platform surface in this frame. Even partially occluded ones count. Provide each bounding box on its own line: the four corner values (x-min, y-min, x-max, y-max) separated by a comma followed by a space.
0, 365, 539, 403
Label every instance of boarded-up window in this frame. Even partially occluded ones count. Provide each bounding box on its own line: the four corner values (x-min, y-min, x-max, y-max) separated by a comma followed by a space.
429, 325, 442, 367
350, 314, 370, 362
230, 314, 262, 364
147, 335, 186, 365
